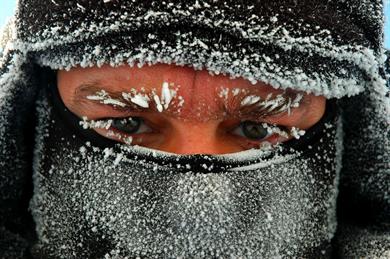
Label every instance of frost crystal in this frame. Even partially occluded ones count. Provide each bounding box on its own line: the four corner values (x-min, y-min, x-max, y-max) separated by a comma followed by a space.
161, 81, 174, 110
238, 92, 303, 116
241, 95, 261, 106
87, 90, 127, 108
153, 94, 163, 112
129, 94, 150, 108
290, 127, 306, 139
80, 117, 113, 130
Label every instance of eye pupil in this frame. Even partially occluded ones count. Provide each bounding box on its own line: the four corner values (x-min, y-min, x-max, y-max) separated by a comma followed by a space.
112, 117, 141, 134
242, 121, 269, 140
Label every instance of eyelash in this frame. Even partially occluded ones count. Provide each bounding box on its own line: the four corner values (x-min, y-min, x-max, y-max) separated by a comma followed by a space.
231, 122, 290, 143
81, 117, 293, 146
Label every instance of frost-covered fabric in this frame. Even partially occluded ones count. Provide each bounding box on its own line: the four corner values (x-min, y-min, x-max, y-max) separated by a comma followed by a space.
0, 0, 389, 258
7, 0, 389, 98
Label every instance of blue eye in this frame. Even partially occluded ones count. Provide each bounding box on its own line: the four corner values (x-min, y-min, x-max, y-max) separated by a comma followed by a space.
111, 117, 151, 135
232, 121, 273, 141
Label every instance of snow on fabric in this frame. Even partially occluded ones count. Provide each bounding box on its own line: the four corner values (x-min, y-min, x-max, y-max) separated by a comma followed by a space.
30, 93, 342, 258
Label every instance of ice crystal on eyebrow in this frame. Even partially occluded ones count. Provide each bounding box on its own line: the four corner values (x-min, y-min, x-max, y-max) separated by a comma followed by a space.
161, 82, 176, 110
87, 90, 127, 107
240, 92, 303, 116
285, 93, 303, 115
153, 94, 163, 112
122, 92, 150, 108
86, 90, 109, 101
241, 95, 261, 106
291, 94, 303, 108
85, 82, 182, 112
262, 94, 286, 110
134, 82, 177, 112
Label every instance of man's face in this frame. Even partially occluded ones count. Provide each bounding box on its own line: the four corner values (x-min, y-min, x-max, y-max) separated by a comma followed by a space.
57, 64, 326, 154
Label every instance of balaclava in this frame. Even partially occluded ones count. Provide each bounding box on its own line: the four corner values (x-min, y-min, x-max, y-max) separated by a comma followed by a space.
0, 0, 389, 258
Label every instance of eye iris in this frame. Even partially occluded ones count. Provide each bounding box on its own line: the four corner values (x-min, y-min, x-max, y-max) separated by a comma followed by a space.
242, 121, 269, 140
112, 117, 141, 134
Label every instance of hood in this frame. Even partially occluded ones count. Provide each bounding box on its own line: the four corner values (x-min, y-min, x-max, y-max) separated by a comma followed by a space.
4, 0, 388, 98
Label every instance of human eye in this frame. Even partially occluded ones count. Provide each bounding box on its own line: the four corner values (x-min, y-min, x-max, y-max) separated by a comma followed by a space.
110, 117, 152, 135
231, 121, 290, 145
80, 116, 153, 145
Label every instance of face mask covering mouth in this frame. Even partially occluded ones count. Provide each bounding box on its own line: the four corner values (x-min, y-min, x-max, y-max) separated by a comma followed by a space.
30, 72, 342, 259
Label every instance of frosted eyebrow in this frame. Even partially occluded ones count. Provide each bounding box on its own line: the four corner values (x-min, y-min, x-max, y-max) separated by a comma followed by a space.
238, 92, 304, 117
74, 83, 153, 103
72, 84, 153, 112
73, 82, 180, 113
219, 89, 306, 120
72, 82, 306, 120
